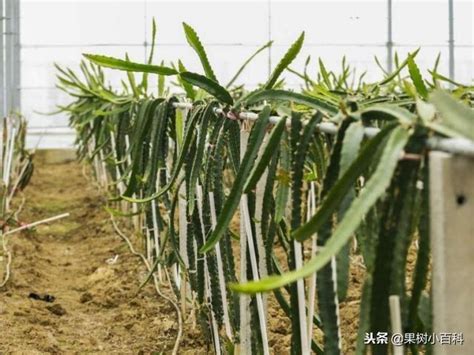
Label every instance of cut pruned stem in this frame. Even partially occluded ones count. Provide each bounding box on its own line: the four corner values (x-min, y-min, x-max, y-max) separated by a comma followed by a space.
8, 159, 30, 202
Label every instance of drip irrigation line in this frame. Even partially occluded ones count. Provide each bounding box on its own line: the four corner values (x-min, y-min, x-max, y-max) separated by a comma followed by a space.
1, 211, 69, 288
3, 212, 70, 236
172, 102, 474, 157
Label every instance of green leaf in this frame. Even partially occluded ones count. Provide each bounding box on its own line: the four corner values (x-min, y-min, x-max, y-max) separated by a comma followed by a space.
83, 54, 178, 76
180, 71, 233, 105
428, 90, 474, 141
148, 18, 157, 64
245, 89, 338, 115
318, 58, 333, 90
226, 41, 273, 88
177, 60, 196, 100
336, 122, 365, 301
125, 54, 139, 97
122, 104, 204, 203
265, 32, 305, 89
376, 48, 420, 86
293, 122, 396, 242
200, 106, 271, 253
274, 132, 290, 223
188, 102, 216, 214
141, 18, 158, 92
358, 104, 416, 126
182, 22, 218, 82
231, 126, 409, 293
428, 70, 468, 88
407, 55, 428, 98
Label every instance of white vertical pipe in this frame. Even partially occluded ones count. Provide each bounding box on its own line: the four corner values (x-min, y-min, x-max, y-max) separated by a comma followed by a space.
293, 182, 309, 355
151, 198, 163, 282
306, 183, 317, 350
145, 226, 152, 263
255, 133, 269, 316
294, 237, 309, 354
331, 255, 342, 352
109, 132, 126, 195
176, 108, 190, 299
125, 135, 139, 230
389, 295, 404, 355
99, 148, 108, 188
239, 127, 251, 354
241, 194, 270, 355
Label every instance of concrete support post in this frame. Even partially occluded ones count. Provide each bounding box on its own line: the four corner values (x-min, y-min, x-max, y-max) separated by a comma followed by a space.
430, 152, 474, 354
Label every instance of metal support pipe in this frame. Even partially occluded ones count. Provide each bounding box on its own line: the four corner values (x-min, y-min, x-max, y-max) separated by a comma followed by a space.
3, 0, 19, 116
387, 0, 393, 72
448, 0, 455, 81
172, 102, 474, 157
12, 0, 19, 111
4, 0, 13, 115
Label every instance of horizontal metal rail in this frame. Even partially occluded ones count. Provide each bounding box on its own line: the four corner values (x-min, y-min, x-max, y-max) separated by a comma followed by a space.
172, 102, 474, 157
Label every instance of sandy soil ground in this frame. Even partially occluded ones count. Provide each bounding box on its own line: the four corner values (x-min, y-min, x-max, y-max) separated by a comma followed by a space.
0, 152, 206, 354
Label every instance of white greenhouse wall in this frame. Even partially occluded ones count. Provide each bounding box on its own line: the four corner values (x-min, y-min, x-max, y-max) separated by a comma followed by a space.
18, 0, 474, 149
